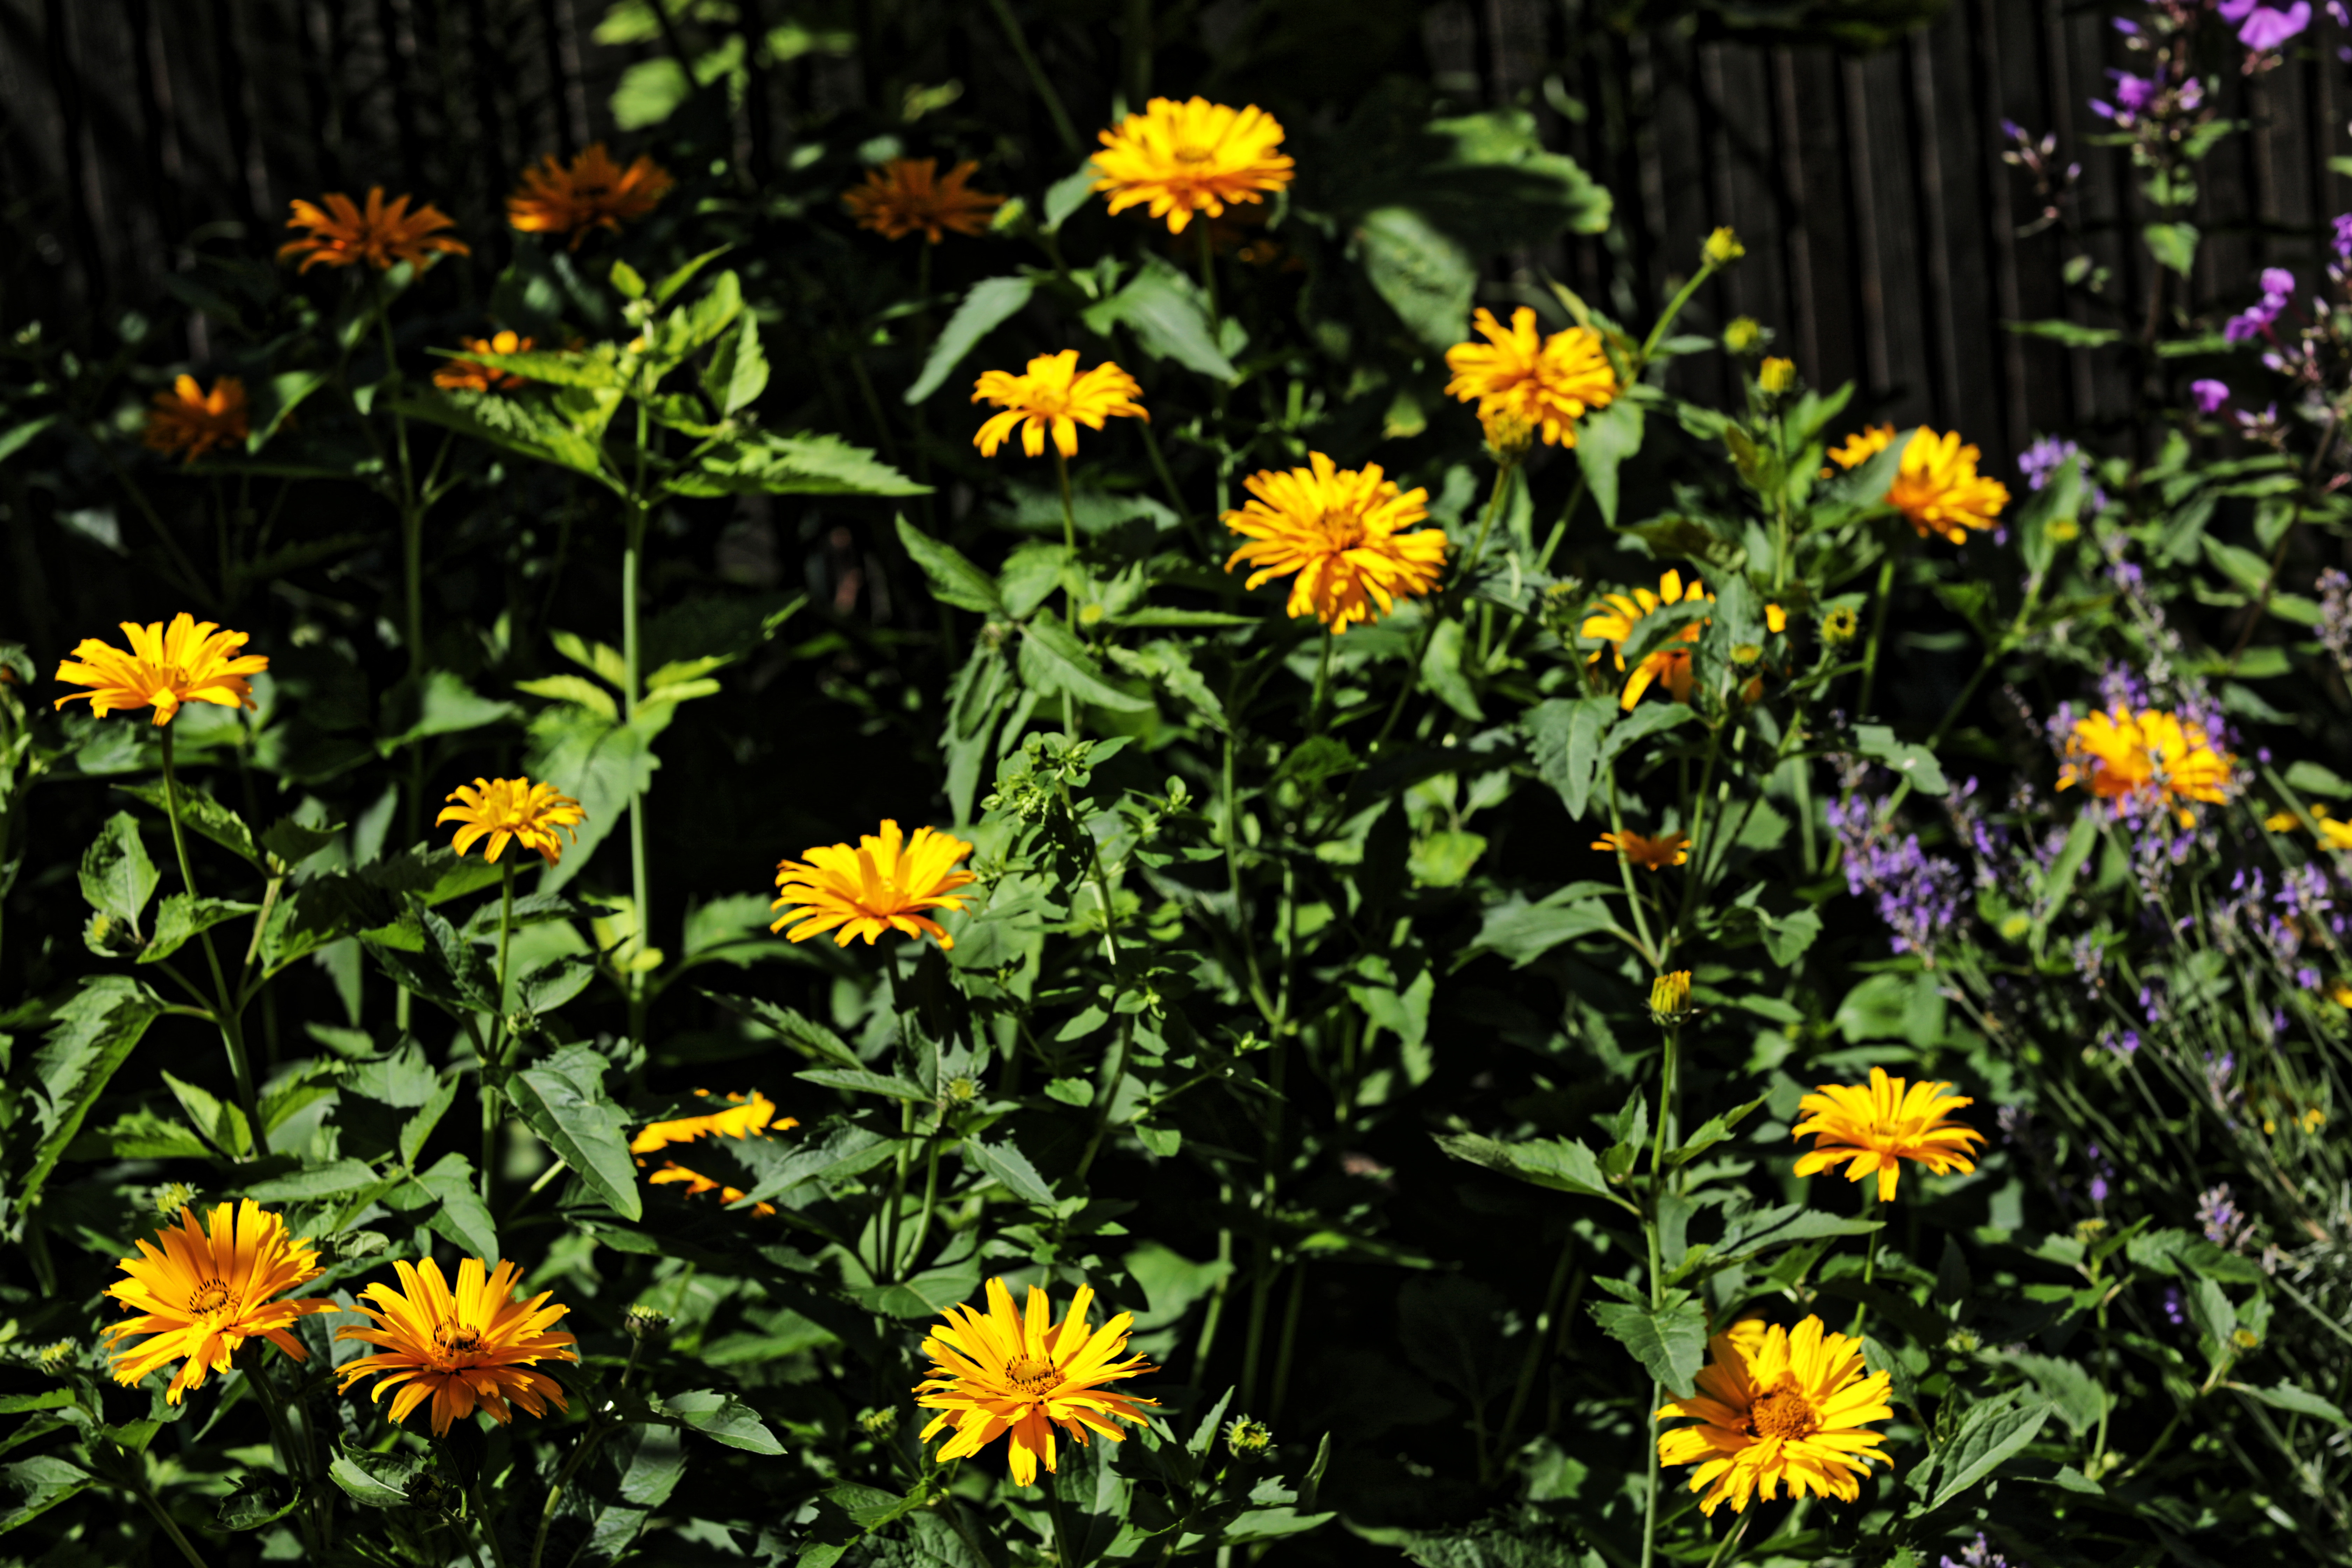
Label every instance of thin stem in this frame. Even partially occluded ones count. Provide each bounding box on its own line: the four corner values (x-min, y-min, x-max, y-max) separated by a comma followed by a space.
484, 861, 516, 1203
249, 1358, 326, 1552
1855, 550, 1898, 723
472, 1478, 513, 1568
1043, 1464, 1079, 1563
1310, 631, 1333, 728
898, 1111, 947, 1275
1373, 461, 1515, 752
1055, 448, 1082, 624
985, 0, 1083, 157
1702, 1511, 1752, 1568
622, 504, 651, 1043
1197, 219, 1219, 332
132, 1478, 212, 1568
161, 726, 260, 1156
1494, 1232, 1578, 1472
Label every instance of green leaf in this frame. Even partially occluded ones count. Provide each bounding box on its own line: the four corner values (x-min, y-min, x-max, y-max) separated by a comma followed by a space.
1760, 907, 1822, 966
906, 276, 1036, 404
1852, 723, 1949, 796
412, 1152, 500, 1260
515, 673, 620, 721
964, 1136, 1058, 1206
327, 1448, 417, 1508
16, 978, 165, 1211
377, 670, 520, 755
392, 388, 611, 480
896, 516, 1006, 616
401, 1073, 460, 1170
141, 894, 259, 964
161, 1069, 252, 1157
1590, 1293, 1708, 1397
1020, 619, 1154, 713
245, 1158, 378, 1202
216, 1474, 303, 1531
2012, 1354, 2106, 1437
115, 783, 265, 870
2006, 318, 2122, 349
797, 1068, 931, 1101
79, 812, 159, 928
2284, 760, 2352, 800
2228, 1381, 2351, 1427
2143, 221, 2198, 277
1523, 696, 1614, 820
1667, 1094, 1768, 1167
1082, 253, 1236, 382
1420, 617, 1484, 720
65, 1108, 212, 1162
508, 1044, 643, 1219
1354, 206, 1475, 354
661, 1389, 786, 1454
702, 312, 770, 416
1576, 399, 1645, 526
674, 430, 928, 498
259, 817, 341, 868
703, 992, 863, 1069
0, 1455, 94, 1535
1043, 160, 1097, 232
1927, 1396, 2050, 1511
1468, 891, 1622, 966
1434, 1131, 1620, 1205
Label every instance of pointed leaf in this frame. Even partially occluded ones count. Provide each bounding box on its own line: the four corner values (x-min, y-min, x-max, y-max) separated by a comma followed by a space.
907, 276, 1036, 404
508, 1045, 643, 1220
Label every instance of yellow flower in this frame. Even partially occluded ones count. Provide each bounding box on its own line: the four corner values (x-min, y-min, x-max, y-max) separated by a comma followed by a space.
771, 819, 978, 950
1581, 570, 1712, 710
1595, 830, 1689, 871
915, 1277, 1158, 1486
1650, 969, 1695, 1026
1723, 317, 1762, 354
1443, 307, 1617, 449
433, 330, 536, 392
506, 144, 674, 249
1221, 452, 1447, 634
144, 375, 249, 464
278, 187, 469, 272
1823, 424, 1897, 472
53, 614, 268, 727
102, 1202, 336, 1405
844, 158, 1006, 242
1657, 1315, 1893, 1516
2264, 809, 2300, 831
1886, 429, 2009, 543
1703, 227, 1746, 266
335, 1258, 578, 1437
972, 351, 1148, 459
437, 777, 587, 866
1091, 97, 1293, 234
2056, 706, 2233, 825
1792, 1066, 1986, 1202
631, 1090, 799, 1219
1758, 357, 1797, 393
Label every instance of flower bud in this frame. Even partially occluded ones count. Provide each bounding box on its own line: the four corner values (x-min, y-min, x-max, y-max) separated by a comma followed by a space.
1703, 227, 1745, 266
1820, 605, 1862, 649
1722, 316, 1763, 354
152, 1181, 200, 1218
1481, 408, 1536, 462
1223, 1415, 1275, 1461
624, 1306, 672, 1342
1758, 357, 1797, 394
859, 1405, 902, 1440
33, 1338, 75, 1373
1649, 970, 1694, 1027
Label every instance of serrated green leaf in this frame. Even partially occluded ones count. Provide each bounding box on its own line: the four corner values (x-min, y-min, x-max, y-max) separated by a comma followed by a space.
507, 1045, 642, 1219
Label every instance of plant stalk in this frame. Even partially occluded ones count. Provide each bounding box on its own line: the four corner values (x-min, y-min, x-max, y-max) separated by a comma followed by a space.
161, 725, 261, 1157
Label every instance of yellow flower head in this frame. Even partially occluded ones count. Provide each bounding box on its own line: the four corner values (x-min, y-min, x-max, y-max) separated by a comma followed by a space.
1657, 1315, 1894, 1516
844, 158, 1006, 243
1650, 969, 1695, 1026
1594, 830, 1690, 871
1886, 429, 2009, 544
335, 1258, 578, 1437
2056, 706, 2233, 825
2310, 806, 2352, 851
438, 777, 587, 866
1222, 452, 1446, 634
102, 1202, 336, 1405
1824, 424, 1898, 472
506, 144, 675, 249
279, 187, 469, 272
915, 1277, 1158, 1486
144, 375, 249, 464
1443, 307, 1618, 449
434, 330, 536, 392
1792, 1066, 1985, 1202
632, 1090, 798, 1219
1703, 227, 1746, 266
1723, 317, 1763, 354
1091, 97, 1293, 234
1580, 570, 1712, 711
771, 819, 978, 950
972, 351, 1148, 460
1758, 357, 1797, 394
54, 614, 268, 727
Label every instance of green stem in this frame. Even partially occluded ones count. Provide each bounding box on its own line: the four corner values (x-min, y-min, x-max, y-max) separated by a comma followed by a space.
131, 1476, 211, 1568
472, 1478, 513, 1568
1854, 550, 1897, 723
528, 1341, 645, 1568
1372, 461, 1515, 752
1055, 448, 1082, 624
161, 726, 260, 1157
1637, 258, 1724, 368
898, 1111, 947, 1275
1702, 1511, 1752, 1568
484, 861, 516, 1203
1494, 1234, 1577, 1472
250, 1358, 327, 1552
1268, 1257, 1306, 1424
1043, 1463, 1078, 1561
1310, 631, 1333, 728
1639, 1012, 1681, 1568
1197, 220, 1219, 334
622, 503, 651, 1043
985, 0, 1083, 158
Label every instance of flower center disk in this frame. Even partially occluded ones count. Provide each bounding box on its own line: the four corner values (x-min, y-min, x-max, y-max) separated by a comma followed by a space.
1004, 1354, 1058, 1394
1748, 1384, 1817, 1441
186, 1278, 237, 1318
433, 1320, 486, 1363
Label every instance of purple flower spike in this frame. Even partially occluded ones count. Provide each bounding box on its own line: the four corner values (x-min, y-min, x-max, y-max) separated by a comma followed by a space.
2333, 213, 2352, 262
2259, 266, 2297, 299
2191, 378, 2230, 413
2238, 2, 2312, 50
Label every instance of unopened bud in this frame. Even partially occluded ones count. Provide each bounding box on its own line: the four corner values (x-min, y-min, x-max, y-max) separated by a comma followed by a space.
1944, 1327, 1981, 1354
153, 1182, 200, 1218
624, 1307, 672, 1342
34, 1338, 75, 1373
1649, 970, 1694, 1027
1703, 227, 1745, 267
859, 1405, 902, 1440
1223, 1415, 1275, 1461
943, 1077, 978, 1106
1758, 357, 1797, 394
1722, 317, 1762, 354
1481, 408, 1536, 462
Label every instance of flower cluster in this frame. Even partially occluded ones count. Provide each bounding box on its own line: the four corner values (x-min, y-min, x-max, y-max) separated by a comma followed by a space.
1828, 792, 1964, 961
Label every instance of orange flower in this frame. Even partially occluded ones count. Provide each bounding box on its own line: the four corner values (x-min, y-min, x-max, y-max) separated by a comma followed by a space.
972, 352, 1148, 460
1594, 830, 1689, 871
1823, 425, 1897, 474
1885, 429, 2008, 544
844, 158, 1006, 243
1444, 307, 1618, 450
278, 188, 469, 272
2057, 706, 2233, 825
102, 1202, 337, 1405
1581, 570, 1713, 710
632, 1090, 798, 1219
433, 330, 536, 392
334, 1258, 578, 1437
771, 820, 978, 950
1091, 97, 1293, 234
143, 376, 249, 464
54, 614, 268, 726
507, 144, 675, 249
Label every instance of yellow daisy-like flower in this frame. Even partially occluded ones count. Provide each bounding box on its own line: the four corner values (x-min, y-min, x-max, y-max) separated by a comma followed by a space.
1594, 830, 1689, 871
631, 1089, 799, 1219
1443, 307, 1618, 449
1091, 97, 1293, 235
1792, 1066, 1986, 1202
102, 1202, 337, 1405
53, 613, 269, 727
335, 1257, 578, 1438
915, 1277, 1158, 1486
971, 351, 1148, 460
770, 819, 978, 950
1822, 424, 1897, 475
437, 777, 587, 866
433, 330, 537, 392
278, 187, 469, 272
844, 158, 1006, 243
2056, 706, 2233, 826
1885, 429, 2009, 544
1657, 1315, 1894, 1516
1580, 570, 1713, 711
143, 375, 250, 464
506, 144, 675, 249
1221, 451, 1447, 634
2309, 807, 2352, 850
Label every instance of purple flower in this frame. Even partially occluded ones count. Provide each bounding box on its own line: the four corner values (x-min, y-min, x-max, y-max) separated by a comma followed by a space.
2260, 266, 2297, 299
2199, 1182, 2253, 1250
1829, 793, 1965, 961
2017, 435, 2078, 490
2113, 15, 2140, 32
2161, 1284, 2186, 1326
2333, 212, 2352, 263
1940, 1533, 2014, 1568
2316, 568, 2352, 669
2331, 0, 2349, 24
2191, 378, 2230, 413
2236, 2, 2311, 49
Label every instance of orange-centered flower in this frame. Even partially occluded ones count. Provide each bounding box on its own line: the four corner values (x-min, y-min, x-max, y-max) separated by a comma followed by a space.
1444, 307, 1618, 449
278, 187, 469, 272
2057, 705, 2233, 825
102, 1202, 337, 1405
915, 1278, 1158, 1486
438, 777, 587, 866
433, 330, 537, 392
1792, 1066, 1985, 1202
771, 819, 978, 950
335, 1257, 578, 1437
54, 614, 268, 726
631, 1089, 799, 1218
1594, 830, 1690, 871
1222, 452, 1447, 634
844, 158, 1006, 242
1581, 570, 1713, 710
144, 375, 250, 464
1091, 97, 1293, 235
1884, 429, 2008, 544
1656, 1315, 1894, 1516
972, 351, 1147, 460
506, 143, 675, 248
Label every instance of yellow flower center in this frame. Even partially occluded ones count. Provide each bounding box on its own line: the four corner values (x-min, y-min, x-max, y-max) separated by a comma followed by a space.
1004, 1354, 1059, 1394
187, 1277, 238, 1318
1748, 1382, 1817, 1441
1315, 509, 1367, 550
1173, 145, 1215, 165
433, 1320, 486, 1363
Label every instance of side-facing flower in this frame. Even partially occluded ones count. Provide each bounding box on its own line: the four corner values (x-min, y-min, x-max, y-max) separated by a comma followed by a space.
1222, 452, 1445, 633
914, 1277, 1157, 1485
438, 777, 587, 865
1443, 307, 1617, 449
631, 1089, 799, 1218
1581, 570, 1713, 710
972, 352, 1147, 459
335, 1258, 578, 1437
2057, 706, 2233, 824
144, 376, 249, 463
1091, 97, 1293, 234
434, 330, 537, 392
1792, 1066, 1986, 1201
2191, 378, 2231, 415
1886, 429, 2009, 543
507, 143, 675, 248
1758, 357, 1797, 394
1594, 830, 1690, 871
844, 158, 1006, 242
103, 1201, 337, 1404
279, 188, 468, 272
54, 614, 268, 726
771, 819, 978, 950
1656, 1315, 1894, 1515
1822, 423, 1897, 477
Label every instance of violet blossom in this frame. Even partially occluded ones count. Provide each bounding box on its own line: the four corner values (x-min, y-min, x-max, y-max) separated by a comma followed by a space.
2315, 568, 2352, 673
1940, 1533, 2015, 1568
2334, 212, 2352, 263
1829, 793, 1965, 961
2199, 1182, 2254, 1250
2224, 0, 2311, 50
2191, 378, 2230, 413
